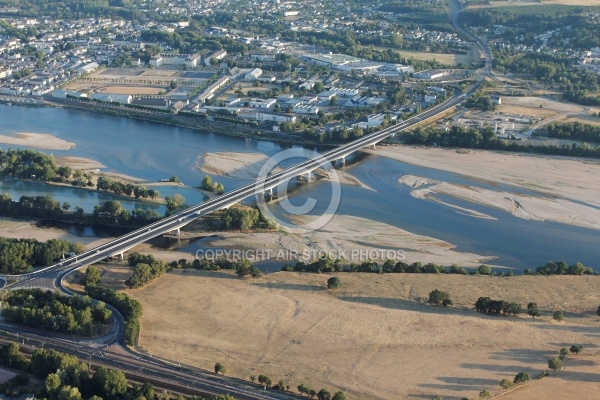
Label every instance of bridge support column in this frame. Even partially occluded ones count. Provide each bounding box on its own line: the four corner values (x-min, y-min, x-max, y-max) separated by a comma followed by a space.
371, 144, 376, 150
116, 252, 124, 261
174, 227, 181, 236
338, 156, 345, 167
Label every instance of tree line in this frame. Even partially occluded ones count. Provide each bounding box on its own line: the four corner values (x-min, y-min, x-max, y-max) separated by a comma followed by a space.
84, 271, 142, 346
125, 253, 171, 289
0, 237, 85, 274
0, 192, 162, 228
0, 340, 231, 400
404, 125, 600, 159
96, 176, 161, 200
544, 122, 600, 144
1, 289, 112, 336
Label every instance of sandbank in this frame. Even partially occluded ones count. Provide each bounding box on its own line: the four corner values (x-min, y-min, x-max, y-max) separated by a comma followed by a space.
0, 132, 75, 150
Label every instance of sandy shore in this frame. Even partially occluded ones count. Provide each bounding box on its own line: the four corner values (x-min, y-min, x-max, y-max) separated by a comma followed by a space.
199, 152, 268, 179
55, 156, 106, 170
0, 217, 111, 249
399, 174, 600, 230
0, 132, 75, 150
368, 147, 600, 230
188, 214, 495, 268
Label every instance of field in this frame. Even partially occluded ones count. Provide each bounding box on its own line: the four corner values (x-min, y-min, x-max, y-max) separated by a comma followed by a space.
399, 49, 472, 66
127, 271, 600, 400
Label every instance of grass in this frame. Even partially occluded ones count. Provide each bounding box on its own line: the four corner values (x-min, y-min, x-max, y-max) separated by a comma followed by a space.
125, 270, 600, 400
399, 49, 472, 66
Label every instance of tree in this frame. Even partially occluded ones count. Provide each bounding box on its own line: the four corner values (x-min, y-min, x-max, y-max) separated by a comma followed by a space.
332, 392, 346, 400
570, 345, 584, 354
92, 366, 128, 398
201, 175, 213, 191
478, 265, 492, 275
553, 310, 564, 322
58, 386, 82, 400
560, 347, 569, 359
527, 302, 540, 318
513, 372, 530, 384
428, 289, 452, 306
548, 357, 563, 372
317, 389, 331, 400
329, 96, 338, 106
258, 374, 271, 387
45, 373, 62, 396
62, 202, 71, 211
327, 277, 341, 289
298, 384, 309, 395
85, 266, 102, 288
214, 362, 226, 375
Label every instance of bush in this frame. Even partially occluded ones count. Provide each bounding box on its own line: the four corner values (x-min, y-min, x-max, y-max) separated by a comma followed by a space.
428, 289, 453, 306
479, 390, 491, 398
570, 345, 584, 354
513, 372, 530, 384
553, 310, 564, 322
548, 357, 563, 371
499, 379, 513, 389
327, 277, 341, 289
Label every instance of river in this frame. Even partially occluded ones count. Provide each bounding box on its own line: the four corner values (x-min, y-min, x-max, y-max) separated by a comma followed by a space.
1, 104, 599, 271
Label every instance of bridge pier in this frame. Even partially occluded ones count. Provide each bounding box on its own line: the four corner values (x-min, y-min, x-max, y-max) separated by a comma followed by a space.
337, 156, 346, 167
115, 252, 124, 261
370, 143, 376, 150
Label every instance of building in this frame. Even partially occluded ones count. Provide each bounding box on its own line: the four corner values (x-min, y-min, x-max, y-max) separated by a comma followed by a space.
490, 95, 502, 105
292, 103, 319, 114
413, 70, 449, 80
90, 93, 132, 104
150, 53, 201, 68
244, 68, 263, 81
249, 98, 276, 108
205, 49, 227, 66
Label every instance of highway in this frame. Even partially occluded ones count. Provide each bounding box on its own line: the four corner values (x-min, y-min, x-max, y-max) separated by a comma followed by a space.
0, 2, 493, 398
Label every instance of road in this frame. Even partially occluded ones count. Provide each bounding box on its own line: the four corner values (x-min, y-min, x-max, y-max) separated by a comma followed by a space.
0, 2, 493, 398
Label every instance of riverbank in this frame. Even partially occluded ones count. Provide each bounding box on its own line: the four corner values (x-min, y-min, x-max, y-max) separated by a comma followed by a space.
0, 132, 75, 150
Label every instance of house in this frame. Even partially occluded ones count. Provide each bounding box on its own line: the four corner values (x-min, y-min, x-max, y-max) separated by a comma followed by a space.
490, 95, 502, 105
245, 68, 263, 81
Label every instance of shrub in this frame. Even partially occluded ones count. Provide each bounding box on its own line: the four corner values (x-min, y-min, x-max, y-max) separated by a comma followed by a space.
570, 345, 584, 354
513, 372, 530, 384
500, 379, 514, 389
428, 289, 453, 306
327, 277, 341, 289
548, 357, 563, 371
553, 310, 564, 322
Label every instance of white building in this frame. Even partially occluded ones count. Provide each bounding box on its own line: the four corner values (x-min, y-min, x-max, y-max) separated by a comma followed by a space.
204, 49, 227, 66
292, 103, 319, 114
245, 68, 263, 81
249, 98, 276, 108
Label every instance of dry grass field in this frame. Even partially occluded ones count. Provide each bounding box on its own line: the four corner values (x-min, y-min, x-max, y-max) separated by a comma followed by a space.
399, 49, 472, 66
126, 271, 600, 400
